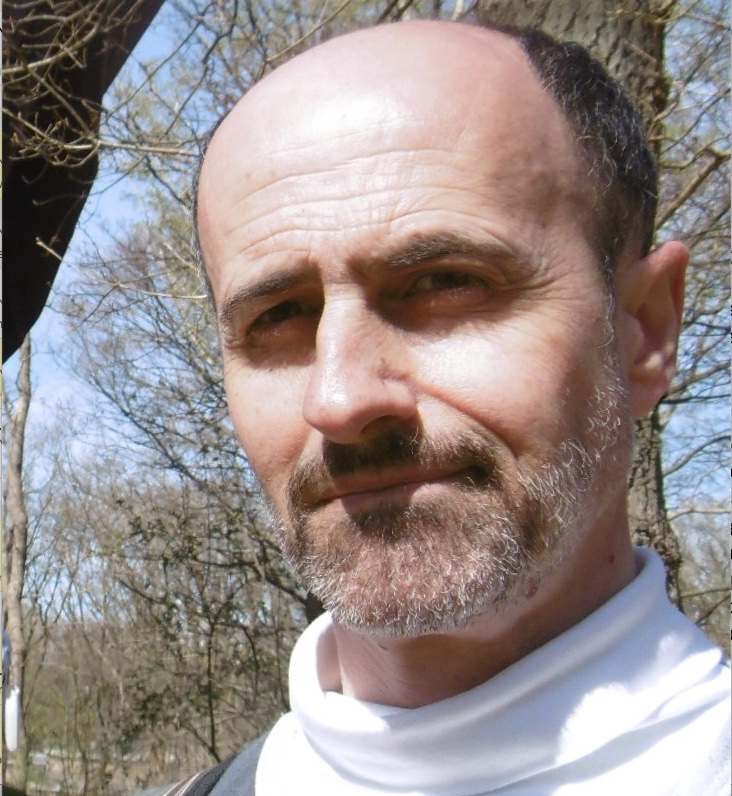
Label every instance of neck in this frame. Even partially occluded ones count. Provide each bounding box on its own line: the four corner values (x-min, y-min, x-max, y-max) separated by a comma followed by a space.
331, 526, 636, 708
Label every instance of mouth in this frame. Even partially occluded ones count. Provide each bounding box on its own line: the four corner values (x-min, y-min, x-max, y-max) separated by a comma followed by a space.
286, 430, 503, 520
314, 465, 490, 513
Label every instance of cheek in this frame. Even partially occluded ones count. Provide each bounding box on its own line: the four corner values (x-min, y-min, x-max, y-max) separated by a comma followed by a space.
224, 365, 309, 501
416, 324, 593, 454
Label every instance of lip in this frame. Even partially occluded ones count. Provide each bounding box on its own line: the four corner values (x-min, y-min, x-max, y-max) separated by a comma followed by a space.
314, 466, 482, 511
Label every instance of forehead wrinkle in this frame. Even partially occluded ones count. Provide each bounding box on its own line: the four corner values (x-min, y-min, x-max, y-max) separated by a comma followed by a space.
215, 134, 566, 253
221, 143, 465, 214
220, 177, 513, 252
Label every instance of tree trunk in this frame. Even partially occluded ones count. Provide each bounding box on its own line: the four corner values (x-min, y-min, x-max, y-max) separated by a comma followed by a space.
628, 410, 681, 601
476, 0, 681, 599
2, 335, 32, 787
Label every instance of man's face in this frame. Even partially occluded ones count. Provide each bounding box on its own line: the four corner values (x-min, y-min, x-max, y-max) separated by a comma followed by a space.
198, 24, 634, 637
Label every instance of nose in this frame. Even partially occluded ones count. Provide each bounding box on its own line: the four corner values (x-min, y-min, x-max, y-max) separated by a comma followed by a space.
302, 298, 418, 444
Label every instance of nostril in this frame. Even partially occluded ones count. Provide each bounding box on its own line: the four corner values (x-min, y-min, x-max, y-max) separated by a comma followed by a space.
303, 371, 418, 445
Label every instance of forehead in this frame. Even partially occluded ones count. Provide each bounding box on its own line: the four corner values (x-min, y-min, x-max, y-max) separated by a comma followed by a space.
197, 23, 591, 291
202, 23, 570, 169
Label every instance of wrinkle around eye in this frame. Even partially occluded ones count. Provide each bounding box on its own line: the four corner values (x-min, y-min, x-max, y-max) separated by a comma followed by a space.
230, 299, 321, 366
401, 267, 500, 309
383, 267, 518, 332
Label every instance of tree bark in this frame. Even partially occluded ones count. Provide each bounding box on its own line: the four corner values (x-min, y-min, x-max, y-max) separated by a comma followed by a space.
2, 335, 32, 786
476, 0, 681, 599
2, 0, 167, 362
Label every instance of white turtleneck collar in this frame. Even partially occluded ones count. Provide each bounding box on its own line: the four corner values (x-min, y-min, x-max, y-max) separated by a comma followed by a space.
256, 548, 730, 795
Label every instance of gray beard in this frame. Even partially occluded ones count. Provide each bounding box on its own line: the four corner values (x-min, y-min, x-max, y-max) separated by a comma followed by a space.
268, 359, 631, 639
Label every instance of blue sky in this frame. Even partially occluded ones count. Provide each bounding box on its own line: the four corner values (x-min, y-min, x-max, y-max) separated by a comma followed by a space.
3, 4, 177, 420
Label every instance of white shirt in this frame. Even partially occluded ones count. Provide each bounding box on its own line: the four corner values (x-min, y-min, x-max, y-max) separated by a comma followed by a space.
256, 548, 730, 795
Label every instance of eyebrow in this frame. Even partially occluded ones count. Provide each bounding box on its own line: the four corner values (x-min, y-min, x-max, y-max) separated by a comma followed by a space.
218, 231, 531, 336
374, 230, 529, 273
218, 268, 313, 337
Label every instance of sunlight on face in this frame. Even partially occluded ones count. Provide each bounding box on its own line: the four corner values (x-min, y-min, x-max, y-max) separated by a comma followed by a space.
199, 23, 635, 638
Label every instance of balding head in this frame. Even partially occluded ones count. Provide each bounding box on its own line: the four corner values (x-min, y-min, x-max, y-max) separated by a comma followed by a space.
196, 20, 657, 295
210, 22, 534, 146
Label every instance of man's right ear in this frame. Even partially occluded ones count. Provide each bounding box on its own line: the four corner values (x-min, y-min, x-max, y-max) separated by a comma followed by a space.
613, 241, 688, 418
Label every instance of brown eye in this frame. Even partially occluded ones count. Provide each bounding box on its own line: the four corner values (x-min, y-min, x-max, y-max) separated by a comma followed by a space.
409, 270, 487, 295
251, 300, 305, 330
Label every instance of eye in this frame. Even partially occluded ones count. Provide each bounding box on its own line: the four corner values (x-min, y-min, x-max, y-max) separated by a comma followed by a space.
390, 268, 499, 328
250, 299, 306, 331
241, 297, 321, 358
409, 271, 483, 293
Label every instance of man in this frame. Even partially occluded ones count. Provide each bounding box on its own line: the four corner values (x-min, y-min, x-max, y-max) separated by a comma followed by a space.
190, 19, 729, 795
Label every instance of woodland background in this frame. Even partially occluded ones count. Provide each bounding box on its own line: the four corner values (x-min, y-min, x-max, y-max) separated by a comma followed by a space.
2, 0, 729, 793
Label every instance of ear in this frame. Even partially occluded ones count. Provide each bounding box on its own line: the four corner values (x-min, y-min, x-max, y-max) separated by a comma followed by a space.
614, 241, 688, 418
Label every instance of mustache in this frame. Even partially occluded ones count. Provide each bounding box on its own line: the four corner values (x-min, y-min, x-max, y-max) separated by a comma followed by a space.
286, 428, 502, 516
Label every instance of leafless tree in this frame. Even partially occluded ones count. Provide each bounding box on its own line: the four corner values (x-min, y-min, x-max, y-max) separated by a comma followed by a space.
5, 0, 727, 790
3, 337, 33, 787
